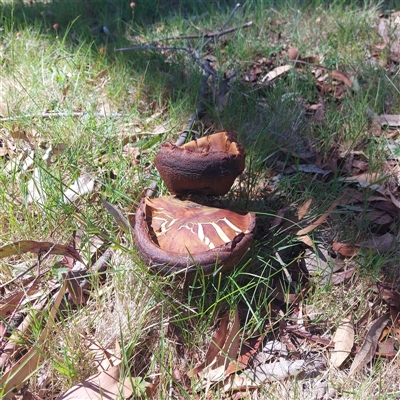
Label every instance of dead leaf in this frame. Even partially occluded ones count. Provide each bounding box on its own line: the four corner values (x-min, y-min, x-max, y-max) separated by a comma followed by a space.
101, 200, 131, 234
377, 285, 400, 311
57, 365, 133, 400
217, 308, 240, 370
191, 309, 241, 390
0, 321, 5, 336
270, 206, 291, 230
331, 317, 354, 368
63, 174, 94, 203
371, 120, 382, 136
365, 210, 393, 227
297, 234, 314, 247
0, 286, 40, 318
225, 359, 305, 391
187, 312, 229, 377
225, 336, 263, 376
359, 233, 395, 253
261, 65, 292, 83
313, 102, 325, 123
379, 114, 400, 127
341, 172, 386, 185
332, 235, 394, 257
0, 147, 8, 157
86, 337, 120, 373
296, 197, 342, 236
10, 126, 31, 143
348, 314, 390, 376
288, 46, 299, 60
122, 145, 144, 165
332, 242, 359, 257
385, 190, 400, 210
295, 198, 313, 221
330, 70, 352, 88
331, 268, 355, 285
301, 244, 344, 285
351, 159, 369, 171
52, 143, 68, 155
377, 337, 397, 357
251, 341, 288, 367
0, 240, 83, 262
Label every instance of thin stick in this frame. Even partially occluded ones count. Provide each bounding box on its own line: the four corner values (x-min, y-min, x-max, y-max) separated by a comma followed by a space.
216, 69, 238, 111
222, 3, 242, 30
175, 71, 210, 146
287, 59, 336, 71
159, 21, 253, 41
66, 248, 114, 305
79, 248, 114, 291
0, 264, 36, 289
157, 21, 252, 41
201, 3, 242, 50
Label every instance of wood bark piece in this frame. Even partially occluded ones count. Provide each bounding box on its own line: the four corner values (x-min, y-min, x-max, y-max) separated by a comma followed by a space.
155, 131, 245, 196
134, 196, 256, 279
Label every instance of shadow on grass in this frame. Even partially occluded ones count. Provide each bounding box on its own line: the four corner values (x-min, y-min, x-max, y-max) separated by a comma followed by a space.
0, 0, 239, 41
3, 0, 396, 48
0, 0, 244, 116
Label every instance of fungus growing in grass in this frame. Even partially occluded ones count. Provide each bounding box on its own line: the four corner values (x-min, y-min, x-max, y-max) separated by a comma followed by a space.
134, 196, 256, 279
155, 131, 245, 196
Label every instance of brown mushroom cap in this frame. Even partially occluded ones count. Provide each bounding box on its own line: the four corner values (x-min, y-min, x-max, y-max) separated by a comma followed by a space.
155, 131, 245, 196
134, 196, 256, 278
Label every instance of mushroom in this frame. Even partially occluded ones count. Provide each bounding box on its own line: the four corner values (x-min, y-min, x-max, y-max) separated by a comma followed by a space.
155, 131, 245, 196
134, 196, 256, 278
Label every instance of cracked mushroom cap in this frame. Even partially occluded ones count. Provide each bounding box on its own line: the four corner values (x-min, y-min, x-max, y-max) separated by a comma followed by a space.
134, 196, 256, 279
155, 131, 245, 196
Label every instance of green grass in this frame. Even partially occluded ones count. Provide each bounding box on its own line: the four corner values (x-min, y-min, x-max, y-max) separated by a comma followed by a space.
1, 0, 400, 398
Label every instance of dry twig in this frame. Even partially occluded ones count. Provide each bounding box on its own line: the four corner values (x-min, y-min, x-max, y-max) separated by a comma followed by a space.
157, 21, 253, 42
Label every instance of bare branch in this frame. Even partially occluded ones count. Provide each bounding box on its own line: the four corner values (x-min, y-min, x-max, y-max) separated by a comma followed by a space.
116, 4, 249, 80
201, 3, 243, 50
158, 21, 253, 41
223, 3, 242, 30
